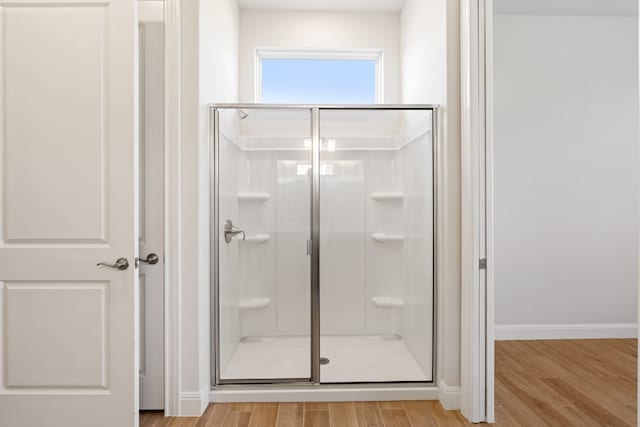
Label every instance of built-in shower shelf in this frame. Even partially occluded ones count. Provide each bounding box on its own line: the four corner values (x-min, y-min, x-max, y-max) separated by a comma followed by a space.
371, 233, 404, 243
371, 192, 404, 201
238, 192, 271, 201
238, 298, 271, 310
372, 297, 405, 308
242, 234, 271, 243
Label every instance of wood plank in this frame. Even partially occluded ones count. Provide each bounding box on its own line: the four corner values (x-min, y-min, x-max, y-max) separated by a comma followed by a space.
576, 340, 637, 377
494, 380, 548, 427
167, 418, 199, 427
199, 404, 232, 427
494, 406, 522, 427
248, 403, 279, 427
557, 406, 602, 427
353, 401, 385, 427
496, 369, 574, 425
379, 408, 412, 427
377, 401, 403, 410
303, 410, 330, 427
275, 403, 303, 427
401, 401, 438, 426
223, 411, 252, 427
304, 402, 329, 411
222, 402, 255, 427
542, 378, 631, 427
328, 402, 358, 427
496, 356, 572, 407
512, 341, 637, 424
229, 403, 255, 413
424, 401, 467, 427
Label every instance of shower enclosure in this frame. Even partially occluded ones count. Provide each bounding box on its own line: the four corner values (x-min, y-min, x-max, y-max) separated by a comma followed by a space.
211, 105, 437, 386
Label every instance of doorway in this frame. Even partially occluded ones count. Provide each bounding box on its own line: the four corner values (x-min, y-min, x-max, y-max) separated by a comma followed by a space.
211, 105, 437, 386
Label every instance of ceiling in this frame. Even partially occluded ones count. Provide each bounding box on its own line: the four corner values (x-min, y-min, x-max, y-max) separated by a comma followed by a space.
238, 0, 406, 12
494, 0, 638, 16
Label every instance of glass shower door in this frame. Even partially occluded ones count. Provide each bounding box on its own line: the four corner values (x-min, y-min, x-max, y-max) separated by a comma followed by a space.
214, 107, 313, 383
318, 108, 435, 383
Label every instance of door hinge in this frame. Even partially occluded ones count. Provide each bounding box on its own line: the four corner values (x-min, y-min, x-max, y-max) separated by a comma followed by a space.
479, 258, 487, 270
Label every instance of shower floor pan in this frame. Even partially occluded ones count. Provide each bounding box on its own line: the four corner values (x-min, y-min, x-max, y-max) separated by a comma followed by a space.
220, 335, 431, 383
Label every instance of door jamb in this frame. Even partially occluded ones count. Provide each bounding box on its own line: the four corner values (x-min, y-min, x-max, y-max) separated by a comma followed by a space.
460, 0, 493, 423
161, 0, 497, 418
484, 0, 495, 422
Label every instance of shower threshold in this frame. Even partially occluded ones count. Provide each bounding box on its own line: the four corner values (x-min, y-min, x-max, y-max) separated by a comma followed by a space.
210, 382, 439, 404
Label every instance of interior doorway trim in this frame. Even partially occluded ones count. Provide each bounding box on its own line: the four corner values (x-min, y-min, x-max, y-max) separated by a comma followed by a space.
163, 0, 182, 417
460, 0, 494, 423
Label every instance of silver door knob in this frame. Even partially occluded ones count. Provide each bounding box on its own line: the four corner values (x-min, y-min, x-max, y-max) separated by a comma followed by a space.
138, 253, 160, 265
97, 258, 130, 270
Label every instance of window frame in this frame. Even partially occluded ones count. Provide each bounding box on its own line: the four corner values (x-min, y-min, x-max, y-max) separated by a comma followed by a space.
254, 48, 384, 104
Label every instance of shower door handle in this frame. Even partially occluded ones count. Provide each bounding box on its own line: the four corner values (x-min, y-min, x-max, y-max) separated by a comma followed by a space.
307, 239, 312, 256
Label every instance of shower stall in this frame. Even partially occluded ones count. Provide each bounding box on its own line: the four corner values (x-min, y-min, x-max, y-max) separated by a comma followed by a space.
211, 105, 437, 387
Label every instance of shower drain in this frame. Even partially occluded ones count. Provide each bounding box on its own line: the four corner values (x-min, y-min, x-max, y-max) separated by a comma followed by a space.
319, 357, 330, 365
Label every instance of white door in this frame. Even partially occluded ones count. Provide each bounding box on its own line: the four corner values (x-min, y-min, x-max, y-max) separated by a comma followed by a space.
0, 0, 138, 426
138, 21, 164, 410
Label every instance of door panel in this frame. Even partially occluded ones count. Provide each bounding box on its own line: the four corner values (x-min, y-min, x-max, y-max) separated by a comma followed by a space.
0, 0, 138, 426
4, 6, 107, 243
5, 282, 108, 387
318, 109, 435, 383
215, 108, 312, 383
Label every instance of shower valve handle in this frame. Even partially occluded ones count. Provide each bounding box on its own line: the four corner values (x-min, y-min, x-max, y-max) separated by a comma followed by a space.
224, 220, 246, 243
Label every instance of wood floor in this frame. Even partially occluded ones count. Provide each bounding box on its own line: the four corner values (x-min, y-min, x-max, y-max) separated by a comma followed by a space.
140, 401, 470, 427
140, 339, 637, 426
494, 339, 636, 426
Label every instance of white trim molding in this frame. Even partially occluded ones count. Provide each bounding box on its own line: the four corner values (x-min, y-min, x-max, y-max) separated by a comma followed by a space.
484, 0, 496, 423
164, 0, 182, 417
253, 48, 384, 103
437, 380, 461, 411
495, 324, 638, 341
139, 0, 164, 23
179, 384, 210, 416
460, 0, 491, 423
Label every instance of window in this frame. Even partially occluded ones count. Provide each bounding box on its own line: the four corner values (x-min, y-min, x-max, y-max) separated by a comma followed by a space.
256, 49, 382, 104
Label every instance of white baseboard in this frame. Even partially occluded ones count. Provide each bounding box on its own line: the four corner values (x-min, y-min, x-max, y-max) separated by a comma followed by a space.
437, 380, 460, 410
495, 323, 638, 341
179, 384, 210, 417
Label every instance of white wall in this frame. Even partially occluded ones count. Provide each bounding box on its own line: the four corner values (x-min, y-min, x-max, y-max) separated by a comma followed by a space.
179, 0, 239, 415
494, 14, 639, 338
239, 9, 401, 103
401, 0, 462, 397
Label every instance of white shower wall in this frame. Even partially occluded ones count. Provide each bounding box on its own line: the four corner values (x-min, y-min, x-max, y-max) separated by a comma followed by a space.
399, 127, 434, 376
217, 110, 433, 377
320, 149, 403, 336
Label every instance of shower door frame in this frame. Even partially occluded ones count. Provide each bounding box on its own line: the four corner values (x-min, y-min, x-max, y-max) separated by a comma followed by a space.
210, 104, 439, 388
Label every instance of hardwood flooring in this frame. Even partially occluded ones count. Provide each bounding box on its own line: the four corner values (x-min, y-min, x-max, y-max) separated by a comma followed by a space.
493, 339, 636, 426
140, 339, 637, 426
140, 401, 470, 427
